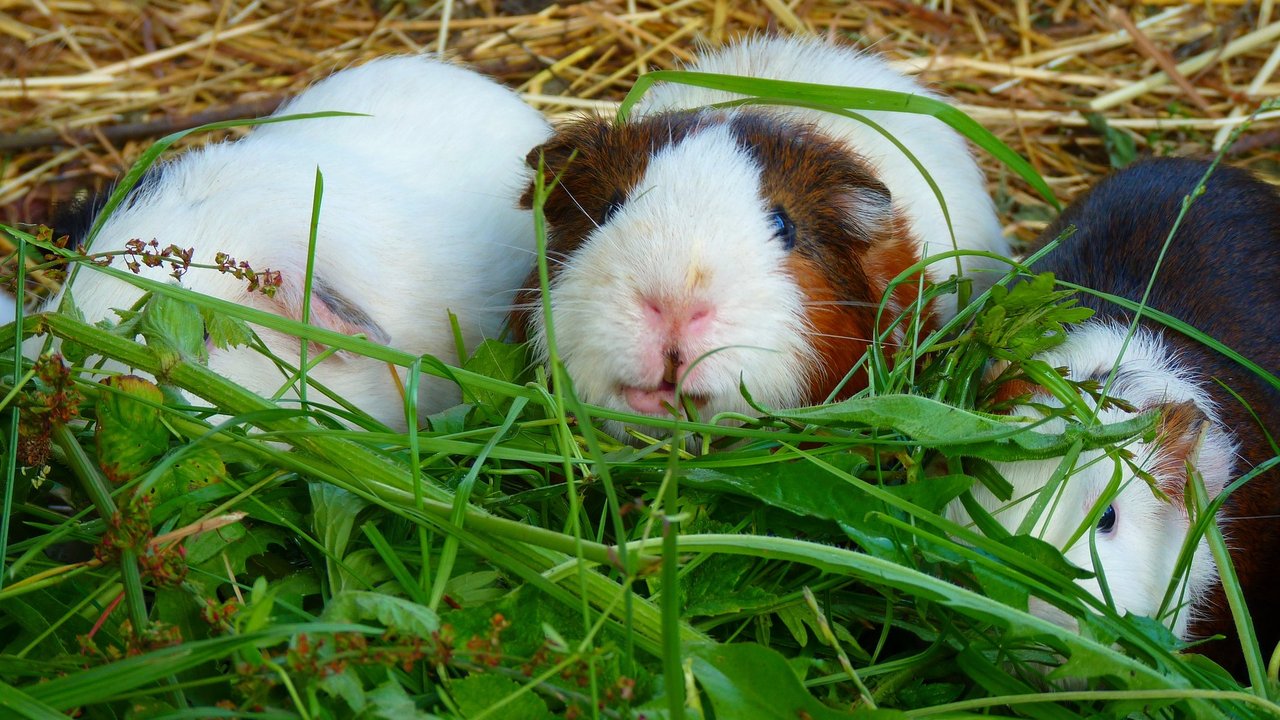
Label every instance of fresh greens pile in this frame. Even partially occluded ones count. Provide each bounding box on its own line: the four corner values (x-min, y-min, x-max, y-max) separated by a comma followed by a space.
0, 74, 1274, 720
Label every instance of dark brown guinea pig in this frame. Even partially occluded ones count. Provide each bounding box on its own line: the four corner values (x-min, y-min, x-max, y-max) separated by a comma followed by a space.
949, 156, 1280, 680
511, 36, 1010, 439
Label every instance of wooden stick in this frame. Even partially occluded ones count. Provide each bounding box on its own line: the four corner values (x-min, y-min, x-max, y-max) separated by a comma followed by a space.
0, 98, 282, 153
1107, 6, 1213, 114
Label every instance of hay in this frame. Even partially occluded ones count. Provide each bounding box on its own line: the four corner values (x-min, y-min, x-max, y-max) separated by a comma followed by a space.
2, 0, 1278, 300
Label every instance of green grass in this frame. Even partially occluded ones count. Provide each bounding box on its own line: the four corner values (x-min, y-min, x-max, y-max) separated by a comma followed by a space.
0, 76, 1276, 719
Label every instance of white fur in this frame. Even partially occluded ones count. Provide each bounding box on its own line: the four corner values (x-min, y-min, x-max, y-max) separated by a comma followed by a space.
42, 56, 550, 429
638, 35, 1010, 314
947, 322, 1236, 638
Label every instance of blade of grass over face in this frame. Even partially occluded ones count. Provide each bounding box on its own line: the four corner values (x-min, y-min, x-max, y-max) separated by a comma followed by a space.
616, 70, 1059, 210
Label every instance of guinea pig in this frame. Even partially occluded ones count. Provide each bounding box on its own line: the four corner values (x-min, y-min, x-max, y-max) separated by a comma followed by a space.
947, 157, 1280, 678
39, 55, 550, 430
511, 36, 1010, 439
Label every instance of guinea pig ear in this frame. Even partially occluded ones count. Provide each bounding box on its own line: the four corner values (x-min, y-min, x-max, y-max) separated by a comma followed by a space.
1151, 400, 1230, 499
831, 180, 894, 243
519, 119, 608, 209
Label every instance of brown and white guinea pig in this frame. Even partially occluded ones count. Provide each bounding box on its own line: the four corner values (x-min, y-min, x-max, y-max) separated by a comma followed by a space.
510, 36, 1010, 438
947, 157, 1280, 678
40, 56, 550, 430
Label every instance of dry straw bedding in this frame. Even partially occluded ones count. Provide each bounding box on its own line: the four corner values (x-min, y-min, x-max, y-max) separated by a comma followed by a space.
0, 0, 1278, 300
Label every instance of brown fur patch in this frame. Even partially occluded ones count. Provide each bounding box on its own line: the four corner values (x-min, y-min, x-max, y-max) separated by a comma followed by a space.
784, 253, 876, 402
1149, 400, 1209, 501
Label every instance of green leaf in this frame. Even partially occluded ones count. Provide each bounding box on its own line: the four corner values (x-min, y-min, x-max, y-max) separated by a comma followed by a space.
312, 483, 368, 594
955, 648, 1078, 720
684, 552, 779, 617
450, 674, 553, 720
427, 403, 472, 434
149, 446, 226, 503
0, 678, 67, 719
443, 570, 505, 607
1002, 535, 1093, 582
775, 395, 1156, 462
463, 339, 529, 411
318, 667, 368, 714
366, 679, 440, 720
322, 591, 440, 638
1085, 113, 1137, 169
138, 291, 208, 371
94, 375, 169, 482
689, 643, 899, 719
975, 272, 1093, 361
681, 458, 970, 527
200, 306, 253, 350
185, 523, 288, 569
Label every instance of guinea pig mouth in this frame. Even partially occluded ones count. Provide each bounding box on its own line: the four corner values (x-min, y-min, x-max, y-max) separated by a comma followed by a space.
621, 383, 710, 417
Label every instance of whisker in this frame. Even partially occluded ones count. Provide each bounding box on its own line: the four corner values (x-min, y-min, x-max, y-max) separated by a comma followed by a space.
806, 331, 908, 349
561, 185, 600, 230
491, 243, 572, 267
801, 300, 890, 310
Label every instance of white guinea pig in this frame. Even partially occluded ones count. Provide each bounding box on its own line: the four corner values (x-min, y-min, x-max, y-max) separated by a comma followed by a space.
42, 56, 550, 430
947, 324, 1232, 641
511, 36, 1010, 439
947, 158, 1280, 678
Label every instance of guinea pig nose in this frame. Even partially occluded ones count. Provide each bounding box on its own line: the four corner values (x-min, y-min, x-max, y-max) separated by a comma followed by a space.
640, 296, 716, 334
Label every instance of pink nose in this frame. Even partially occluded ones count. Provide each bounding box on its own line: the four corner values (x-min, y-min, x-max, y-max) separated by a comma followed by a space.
641, 297, 716, 335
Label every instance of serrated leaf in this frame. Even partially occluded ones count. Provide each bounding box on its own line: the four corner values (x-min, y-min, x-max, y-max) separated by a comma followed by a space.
138, 291, 207, 370
319, 667, 367, 713
450, 674, 553, 720
367, 679, 441, 720
976, 272, 1093, 361
94, 375, 168, 482
322, 591, 439, 638
185, 523, 289, 575
443, 571, 504, 606
463, 339, 528, 411
338, 548, 396, 592
200, 306, 253, 350
150, 447, 226, 503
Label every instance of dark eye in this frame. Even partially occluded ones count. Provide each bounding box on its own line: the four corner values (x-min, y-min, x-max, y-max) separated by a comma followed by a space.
602, 190, 624, 223
769, 206, 796, 250
1097, 504, 1116, 534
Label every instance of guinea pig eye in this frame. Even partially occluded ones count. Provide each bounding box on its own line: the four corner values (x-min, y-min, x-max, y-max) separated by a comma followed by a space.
601, 190, 625, 224
769, 206, 796, 250
1097, 504, 1117, 534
